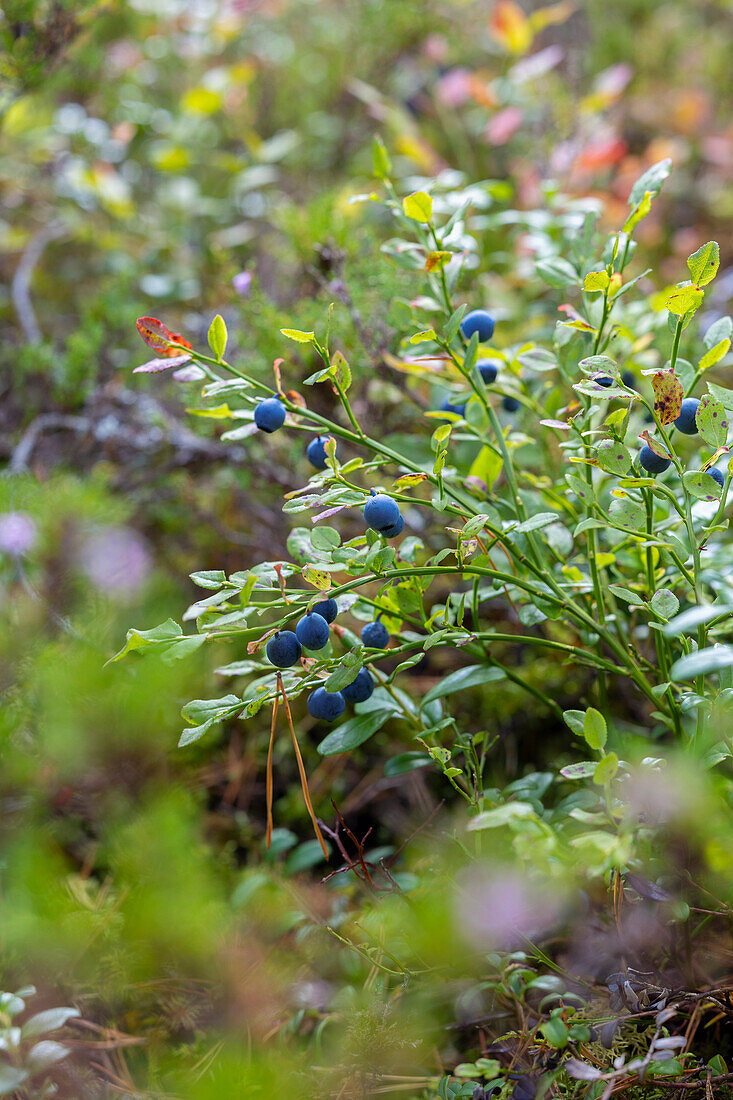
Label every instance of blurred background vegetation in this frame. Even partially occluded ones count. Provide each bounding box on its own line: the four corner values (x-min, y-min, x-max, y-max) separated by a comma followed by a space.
1, 0, 732, 1096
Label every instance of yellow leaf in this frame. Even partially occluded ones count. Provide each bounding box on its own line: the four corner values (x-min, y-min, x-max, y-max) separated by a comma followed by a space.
302, 567, 331, 591
528, 1, 575, 33
624, 189, 653, 233
490, 0, 532, 53
181, 87, 223, 115
595, 552, 616, 569
187, 404, 233, 419
402, 191, 433, 223
608, 272, 623, 299
666, 284, 704, 317
699, 338, 731, 372
280, 328, 315, 343
425, 250, 452, 272
583, 271, 609, 293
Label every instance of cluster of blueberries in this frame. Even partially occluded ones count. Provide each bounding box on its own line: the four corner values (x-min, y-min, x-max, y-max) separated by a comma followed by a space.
638, 396, 724, 484
265, 593, 391, 722
255, 308, 502, 720
441, 309, 522, 415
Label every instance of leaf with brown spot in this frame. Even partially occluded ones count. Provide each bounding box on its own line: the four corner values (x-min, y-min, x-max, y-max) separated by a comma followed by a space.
651, 370, 683, 425
136, 316, 193, 355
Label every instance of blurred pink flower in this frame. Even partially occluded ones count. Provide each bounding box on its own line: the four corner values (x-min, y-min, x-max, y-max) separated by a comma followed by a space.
81, 526, 152, 596
456, 865, 563, 949
436, 69, 473, 109
0, 512, 37, 557
232, 270, 253, 298
485, 106, 524, 146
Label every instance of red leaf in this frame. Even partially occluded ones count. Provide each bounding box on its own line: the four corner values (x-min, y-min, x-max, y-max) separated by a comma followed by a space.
136, 316, 193, 356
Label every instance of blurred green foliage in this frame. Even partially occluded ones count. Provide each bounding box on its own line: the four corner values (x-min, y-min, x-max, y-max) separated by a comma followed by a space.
1, 0, 733, 1096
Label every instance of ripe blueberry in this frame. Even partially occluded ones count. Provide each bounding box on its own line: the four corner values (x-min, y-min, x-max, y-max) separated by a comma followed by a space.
295, 611, 330, 650
597, 375, 614, 387
674, 397, 700, 435
622, 370, 637, 389
342, 669, 375, 704
364, 492, 400, 533
266, 630, 302, 668
361, 620, 389, 648
503, 396, 520, 412
478, 359, 499, 384
460, 309, 495, 343
639, 444, 671, 475
380, 513, 404, 539
307, 687, 346, 722
312, 598, 338, 623
254, 397, 285, 433
708, 466, 725, 488
306, 434, 337, 469
440, 399, 467, 418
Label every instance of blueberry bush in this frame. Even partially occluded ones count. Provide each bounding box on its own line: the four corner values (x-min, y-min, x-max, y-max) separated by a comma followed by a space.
118, 151, 733, 1096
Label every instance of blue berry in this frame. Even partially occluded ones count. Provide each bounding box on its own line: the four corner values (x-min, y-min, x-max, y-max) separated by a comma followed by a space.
478, 359, 499, 384
254, 397, 285, 433
342, 669, 375, 704
361, 620, 389, 648
674, 398, 700, 436
708, 467, 725, 488
312, 598, 338, 623
295, 611, 330, 650
622, 371, 637, 389
502, 396, 520, 412
380, 513, 404, 539
306, 435, 337, 469
460, 309, 495, 343
639, 445, 671, 475
440, 399, 467, 418
307, 687, 345, 722
266, 630, 302, 668
597, 375, 614, 387
363, 492, 400, 533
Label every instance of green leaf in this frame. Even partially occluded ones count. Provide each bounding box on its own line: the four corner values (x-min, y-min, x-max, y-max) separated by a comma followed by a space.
325, 654, 362, 693
595, 439, 632, 476
670, 644, 733, 681
317, 709, 394, 755
372, 135, 391, 180
311, 526, 340, 551
384, 751, 430, 776
607, 585, 644, 606
695, 394, 729, 448
628, 157, 671, 207
512, 512, 559, 534
682, 469, 722, 502
421, 665, 505, 705
663, 604, 733, 636
22, 1008, 80, 1039
108, 618, 183, 663
443, 304, 467, 343
594, 752, 618, 786
583, 707, 607, 750
704, 316, 732, 351
467, 802, 537, 830
536, 256, 578, 288
190, 569, 228, 590
0, 1066, 28, 1095
409, 328, 437, 344
402, 191, 433, 222
207, 314, 227, 360
608, 497, 646, 532
26, 1040, 70, 1072
560, 761, 597, 780
687, 241, 719, 287
330, 350, 351, 390
281, 328, 315, 343
562, 709, 585, 735
540, 1016, 569, 1048
650, 589, 679, 620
